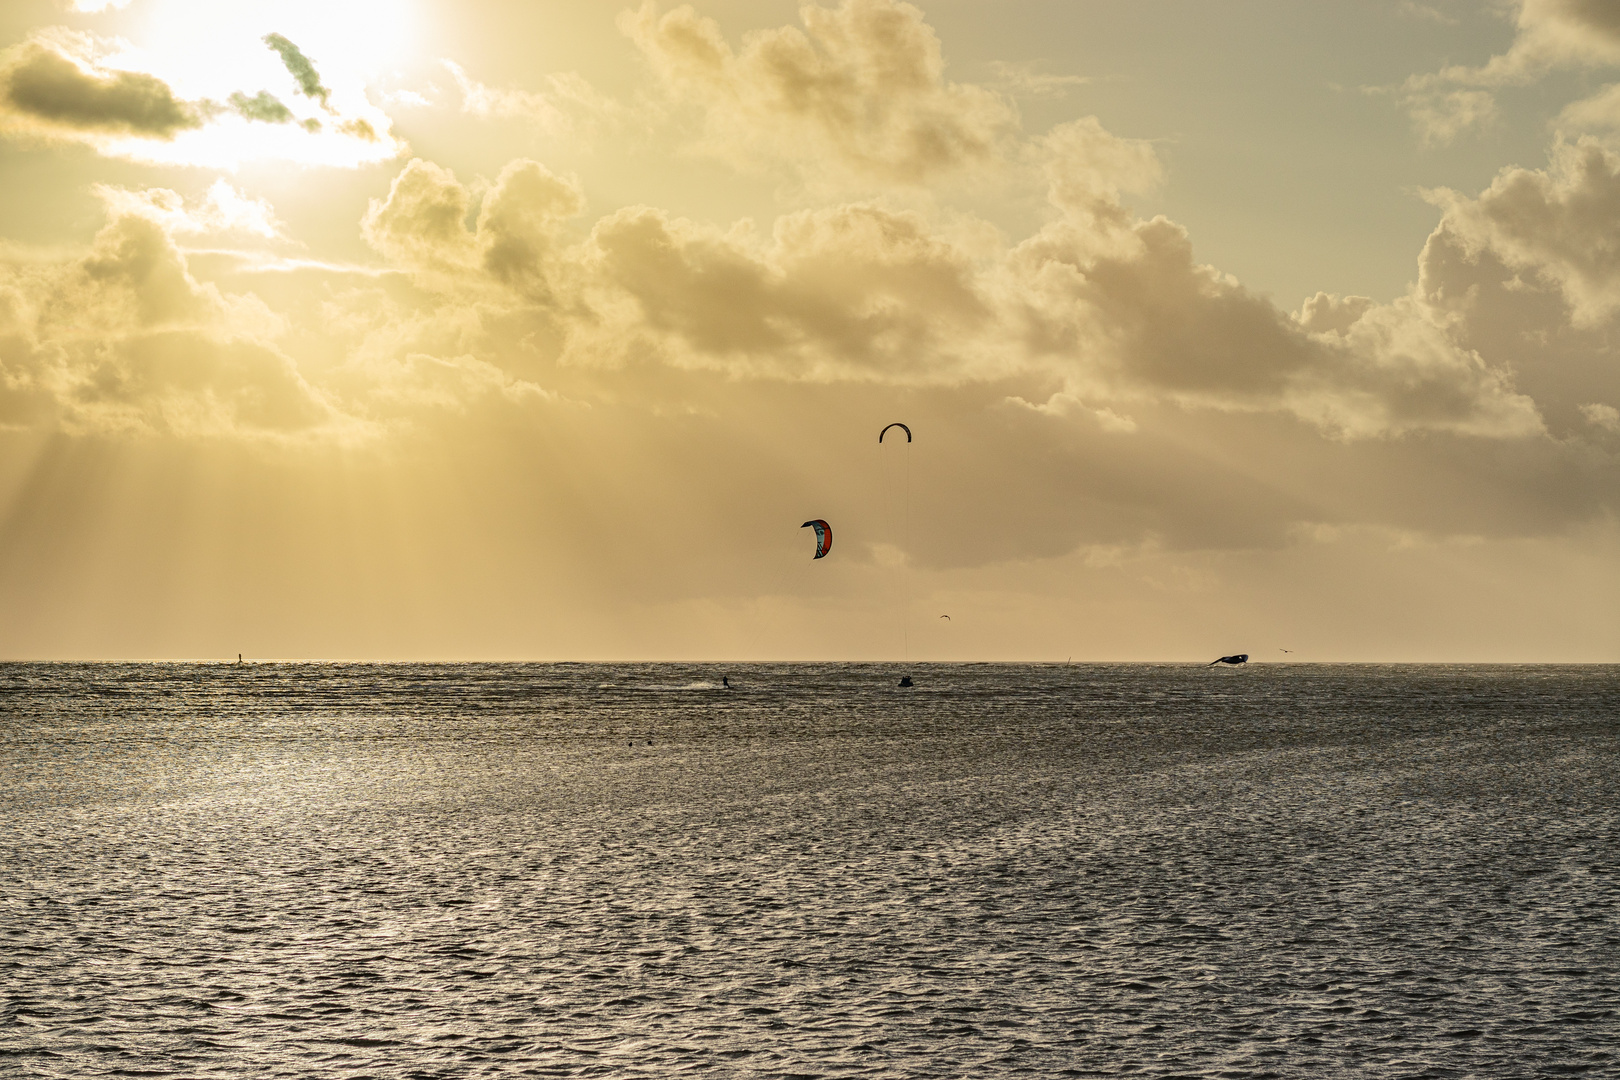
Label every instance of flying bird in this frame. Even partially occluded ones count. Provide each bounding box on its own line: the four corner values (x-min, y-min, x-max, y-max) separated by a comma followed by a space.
1209, 654, 1249, 666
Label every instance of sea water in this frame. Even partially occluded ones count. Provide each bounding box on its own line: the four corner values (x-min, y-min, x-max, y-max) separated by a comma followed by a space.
2, 662, 1616, 1078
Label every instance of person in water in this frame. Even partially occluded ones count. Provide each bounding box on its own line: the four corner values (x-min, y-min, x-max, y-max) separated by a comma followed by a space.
899, 675, 914, 687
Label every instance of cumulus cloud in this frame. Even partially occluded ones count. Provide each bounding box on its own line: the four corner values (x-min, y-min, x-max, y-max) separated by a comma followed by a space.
1011, 216, 1540, 439
1397, 0, 1620, 141
582, 200, 991, 380
0, 208, 340, 439
1, 5, 1599, 550
362, 156, 588, 294
620, 0, 1018, 183
346, 137, 1543, 447
477, 160, 588, 297
361, 158, 482, 271
0, 179, 579, 443
1423, 138, 1620, 325
0, 38, 202, 139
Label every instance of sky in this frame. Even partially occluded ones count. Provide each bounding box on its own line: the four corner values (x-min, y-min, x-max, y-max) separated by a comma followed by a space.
1, 0, 1618, 662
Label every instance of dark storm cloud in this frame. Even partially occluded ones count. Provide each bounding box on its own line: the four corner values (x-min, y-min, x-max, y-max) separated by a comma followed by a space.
263, 34, 332, 109
228, 90, 294, 124
0, 41, 201, 138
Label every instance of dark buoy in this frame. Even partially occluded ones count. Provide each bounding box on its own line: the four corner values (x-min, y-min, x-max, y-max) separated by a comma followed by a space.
898, 675, 914, 687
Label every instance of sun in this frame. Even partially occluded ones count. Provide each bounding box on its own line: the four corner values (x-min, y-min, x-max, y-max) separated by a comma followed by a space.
78, 0, 422, 168
121, 0, 422, 97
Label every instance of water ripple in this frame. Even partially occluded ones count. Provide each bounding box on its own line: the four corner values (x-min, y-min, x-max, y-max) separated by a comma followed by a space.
2, 662, 1617, 1077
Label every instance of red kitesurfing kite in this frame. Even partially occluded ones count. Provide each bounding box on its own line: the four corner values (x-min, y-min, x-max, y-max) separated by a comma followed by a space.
801, 519, 832, 559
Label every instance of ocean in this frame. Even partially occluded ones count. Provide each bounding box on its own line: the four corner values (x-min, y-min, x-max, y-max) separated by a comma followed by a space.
2, 662, 1616, 1078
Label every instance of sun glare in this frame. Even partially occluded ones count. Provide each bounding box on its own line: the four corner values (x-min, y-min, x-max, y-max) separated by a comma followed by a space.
124, 0, 421, 93
86, 0, 421, 168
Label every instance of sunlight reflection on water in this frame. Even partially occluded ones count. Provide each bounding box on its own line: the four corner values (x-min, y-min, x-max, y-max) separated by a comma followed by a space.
3, 662, 1617, 1077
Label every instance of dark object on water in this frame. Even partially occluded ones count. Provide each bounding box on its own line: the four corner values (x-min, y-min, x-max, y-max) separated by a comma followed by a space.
722, 676, 730, 688
1210, 654, 1249, 666
898, 675, 914, 687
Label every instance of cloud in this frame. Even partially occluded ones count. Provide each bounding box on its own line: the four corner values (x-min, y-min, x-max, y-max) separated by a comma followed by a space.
1396, 0, 1620, 141
361, 158, 481, 271
358, 351, 555, 413
0, 181, 554, 443
442, 59, 623, 140
477, 159, 588, 297
0, 5, 1594, 557
583, 201, 991, 380
1400, 87, 1498, 145
620, 0, 1018, 183
94, 179, 285, 239
263, 33, 332, 110
1422, 138, 1620, 325
1036, 116, 1162, 231
1581, 401, 1620, 431
984, 60, 1091, 99
0, 38, 202, 139
1396, 2, 1458, 26
1557, 81, 1620, 131
228, 89, 295, 124
0, 209, 340, 440
1012, 215, 1541, 439
347, 138, 1541, 447
0, 30, 402, 167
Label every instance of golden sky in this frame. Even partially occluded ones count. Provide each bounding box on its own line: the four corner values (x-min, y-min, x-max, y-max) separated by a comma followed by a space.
1, 0, 1617, 660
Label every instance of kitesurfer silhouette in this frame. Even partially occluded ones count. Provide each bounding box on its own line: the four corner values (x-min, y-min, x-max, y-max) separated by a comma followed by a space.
1209, 654, 1249, 666
722, 676, 730, 689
